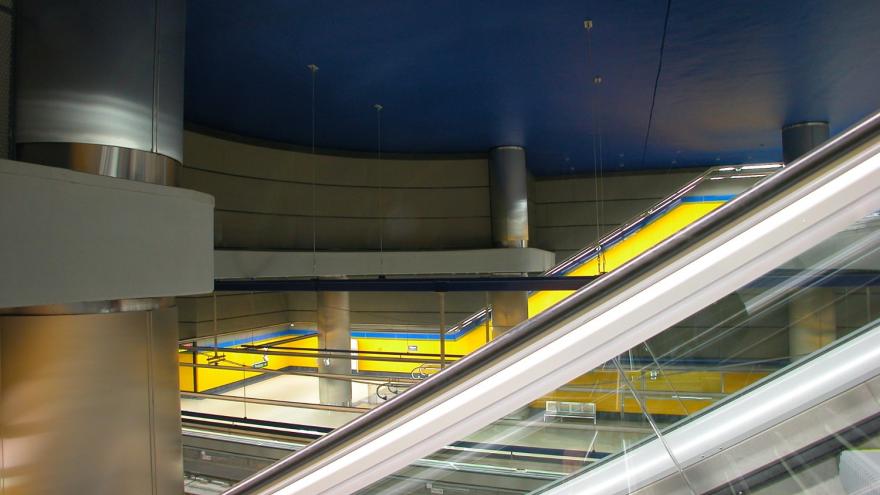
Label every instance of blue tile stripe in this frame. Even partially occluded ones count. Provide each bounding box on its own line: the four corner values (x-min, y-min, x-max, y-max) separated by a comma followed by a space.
680, 194, 736, 202
194, 327, 315, 348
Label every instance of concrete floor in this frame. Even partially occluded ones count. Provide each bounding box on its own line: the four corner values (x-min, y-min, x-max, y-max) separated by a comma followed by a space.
181, 373, 656, 455
181, 374, 369, 428
181, 374, 876, 495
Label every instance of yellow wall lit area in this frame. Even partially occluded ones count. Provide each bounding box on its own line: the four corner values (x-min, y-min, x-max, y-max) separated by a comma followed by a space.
179, 335, 319, 393
531, 368, 769, 416
354, 322, 488, 374
180, 198, 742, 416
527, 201, 726, 318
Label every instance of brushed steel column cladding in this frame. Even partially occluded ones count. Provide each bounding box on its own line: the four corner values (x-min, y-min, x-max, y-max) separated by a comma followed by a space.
17, 142, 178, 185
0, 3, 11, 159
489, 291, 529, 337
782, 121, 830, 164
7, 1, 186, 491
783, 121, 835, 359
489, 146, 530, 248
0, 307, 182, 495
15, 0, 185, 178
488, 146, 530, 336
317, 291, 352, 407
788, 288, 837, 359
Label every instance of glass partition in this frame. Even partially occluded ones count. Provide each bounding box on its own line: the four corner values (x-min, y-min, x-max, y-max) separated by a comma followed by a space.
179, 165, 788, 489
352, 206, 880, 493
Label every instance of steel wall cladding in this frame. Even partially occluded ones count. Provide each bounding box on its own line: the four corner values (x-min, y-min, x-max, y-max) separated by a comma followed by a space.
0, 5, 11, 158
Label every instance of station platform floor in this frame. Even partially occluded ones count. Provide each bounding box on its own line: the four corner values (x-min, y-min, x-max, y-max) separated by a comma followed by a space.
182, 373, 657, 455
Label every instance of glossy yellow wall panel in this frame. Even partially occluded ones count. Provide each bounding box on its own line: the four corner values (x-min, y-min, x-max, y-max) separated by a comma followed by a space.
528, 201, 725, 317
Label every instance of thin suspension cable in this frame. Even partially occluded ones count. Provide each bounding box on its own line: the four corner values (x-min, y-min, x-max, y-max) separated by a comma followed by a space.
308, 64, 319, 273
585, 20, 606, 273
596, 78, 606, 273
640, 0, 673, 170
374, 104, 384, 274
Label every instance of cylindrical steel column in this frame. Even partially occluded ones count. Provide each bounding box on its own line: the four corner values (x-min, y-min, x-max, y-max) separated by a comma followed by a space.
0, 301, 182, 494
7, 2, 187, 492
488, 146, 530, 337
317, 291, 352, 407
15, 0, 185, 181
783, 121, 836, 359
782, 121, 830, 164
490, 291, 529, 337
489, 146, 530, 248
789, 288, 837, 359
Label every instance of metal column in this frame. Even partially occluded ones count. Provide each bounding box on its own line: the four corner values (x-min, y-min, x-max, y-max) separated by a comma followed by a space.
783, 121, 836, 359
317, 291, 352, 407
489, 146, 529, 248
782, 121, 830, 164
5, 1, 187, 492
15, 0, 185, 175
488, 146, 530, 337
490, 291, 529, 337
789, 288, 837, 359
0, 302, 182, 495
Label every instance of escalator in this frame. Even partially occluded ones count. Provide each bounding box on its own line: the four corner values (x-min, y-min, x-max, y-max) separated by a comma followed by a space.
223, 111, 880, 495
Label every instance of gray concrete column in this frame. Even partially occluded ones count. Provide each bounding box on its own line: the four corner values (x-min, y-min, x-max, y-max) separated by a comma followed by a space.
0, 303, 182, 495
783, 121, 836, 359
488, 146, 531, 337
317, 291, 352, 406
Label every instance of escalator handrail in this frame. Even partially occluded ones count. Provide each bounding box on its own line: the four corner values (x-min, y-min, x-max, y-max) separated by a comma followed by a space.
440, 164, 723, 336
539, 317, 880, 495
225, 109, 880, 495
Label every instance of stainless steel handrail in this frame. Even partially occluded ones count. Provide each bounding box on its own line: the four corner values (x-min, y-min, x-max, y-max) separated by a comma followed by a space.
440, 165, 728, 334
544, 167, 711, 276
225, 109, 880, 495
440, 163, 755, 335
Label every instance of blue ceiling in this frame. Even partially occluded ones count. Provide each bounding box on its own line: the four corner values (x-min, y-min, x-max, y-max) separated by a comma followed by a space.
184, 0, 880, 176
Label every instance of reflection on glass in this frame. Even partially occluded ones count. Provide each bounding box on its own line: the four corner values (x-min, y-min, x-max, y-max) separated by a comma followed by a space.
178, 166, 774, 423
353, 209, 880, 494
179, 166, 803, 490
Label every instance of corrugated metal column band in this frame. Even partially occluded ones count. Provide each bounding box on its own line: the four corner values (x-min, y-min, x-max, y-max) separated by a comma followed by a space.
783, 121, 835, 360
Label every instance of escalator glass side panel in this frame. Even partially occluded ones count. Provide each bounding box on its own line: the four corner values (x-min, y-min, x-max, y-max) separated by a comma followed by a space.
355, 205, 880, 494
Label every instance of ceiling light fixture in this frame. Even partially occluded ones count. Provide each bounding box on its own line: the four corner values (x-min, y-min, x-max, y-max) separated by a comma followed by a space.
741, 163, 784, 170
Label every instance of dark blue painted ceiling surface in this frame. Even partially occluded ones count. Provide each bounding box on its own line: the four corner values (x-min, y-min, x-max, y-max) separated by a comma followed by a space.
184, 0, 880, 176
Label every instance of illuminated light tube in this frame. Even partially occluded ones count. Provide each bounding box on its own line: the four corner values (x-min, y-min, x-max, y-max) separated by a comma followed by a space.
730, 174, 769, 179
741, 163, 784, 170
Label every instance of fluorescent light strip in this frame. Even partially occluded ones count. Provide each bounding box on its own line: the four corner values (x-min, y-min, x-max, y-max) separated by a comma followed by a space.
730, 174, 769, 179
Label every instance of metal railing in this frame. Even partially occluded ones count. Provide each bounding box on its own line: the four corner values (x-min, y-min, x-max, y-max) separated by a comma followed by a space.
224, 110, 880, 494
